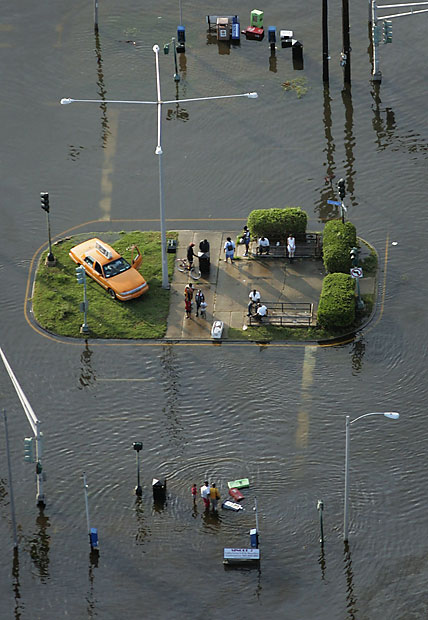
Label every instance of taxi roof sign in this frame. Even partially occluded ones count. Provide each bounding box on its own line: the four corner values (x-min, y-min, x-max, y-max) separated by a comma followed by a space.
95, 241, 113, 259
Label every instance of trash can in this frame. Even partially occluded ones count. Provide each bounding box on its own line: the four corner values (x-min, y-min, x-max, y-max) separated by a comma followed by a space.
198, 252, 210, 274
198, 239, 210, 274
152, 478, 167, 503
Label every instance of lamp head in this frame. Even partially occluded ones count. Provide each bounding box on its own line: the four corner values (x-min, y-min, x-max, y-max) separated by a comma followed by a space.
383, 412, 400, 419
247, 92, 258, 98
60, 98, 73, 105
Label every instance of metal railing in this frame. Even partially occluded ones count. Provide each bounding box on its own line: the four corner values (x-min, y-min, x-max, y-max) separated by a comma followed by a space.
249, 302, 314, 327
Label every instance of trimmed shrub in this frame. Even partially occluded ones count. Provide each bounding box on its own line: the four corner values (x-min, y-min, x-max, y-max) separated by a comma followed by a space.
247, 208, 307, 242
323, 220, 357, 273
317, 273, 356, 329
323, 220, 356, 247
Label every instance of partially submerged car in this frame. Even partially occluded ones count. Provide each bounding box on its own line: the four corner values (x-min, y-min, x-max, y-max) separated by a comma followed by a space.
69, 238, 149, 301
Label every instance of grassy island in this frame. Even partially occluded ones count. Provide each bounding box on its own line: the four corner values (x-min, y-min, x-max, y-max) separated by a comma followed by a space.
32, 231, 177, 339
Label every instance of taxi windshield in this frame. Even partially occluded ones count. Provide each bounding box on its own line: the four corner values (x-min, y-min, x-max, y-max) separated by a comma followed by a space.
103, 257, 131, 278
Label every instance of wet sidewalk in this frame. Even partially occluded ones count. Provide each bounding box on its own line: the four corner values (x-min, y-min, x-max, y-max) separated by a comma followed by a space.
165, 231, 329, 340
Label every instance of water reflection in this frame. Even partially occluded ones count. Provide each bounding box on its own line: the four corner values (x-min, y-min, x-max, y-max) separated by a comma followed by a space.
269, 49, 277, 73
318, 542, 327, 582
12, 548, 22, 620
351, 335, 366, 375
315, 85, 337, 221
166, 82, 189, 123
134, 497, 150, 545
343, 541, 358, 619
94, 29, 110, 148
159, 346, 183, 446
26, 508, 50, 583
79, 341, 96, 389
341, 85, 357, 207
201, 507, 222, 531
86, 548, 99, 619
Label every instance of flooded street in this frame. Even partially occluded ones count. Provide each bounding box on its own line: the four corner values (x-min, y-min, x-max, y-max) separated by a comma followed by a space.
1, 1, 428, 618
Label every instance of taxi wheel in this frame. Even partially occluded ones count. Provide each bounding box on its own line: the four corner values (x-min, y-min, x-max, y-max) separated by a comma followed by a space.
107, 288, 116, 300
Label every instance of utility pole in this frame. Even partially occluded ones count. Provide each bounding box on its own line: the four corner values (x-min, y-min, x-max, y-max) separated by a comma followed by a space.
342, 0, 351, 84
322, 0, 329, 83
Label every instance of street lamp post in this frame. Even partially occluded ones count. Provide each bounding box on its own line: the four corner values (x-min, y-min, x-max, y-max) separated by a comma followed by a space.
61, 47, 257, 289
133, 442, 143, 496
344, 411, 400, 541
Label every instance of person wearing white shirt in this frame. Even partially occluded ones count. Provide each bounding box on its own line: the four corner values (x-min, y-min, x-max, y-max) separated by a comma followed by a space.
287, 234, 296, 262
200, 481, 210, 510
255, 303, 268, 321
224, 237, 236, 263
258, 236, 270, 255
248, 289, 261, 316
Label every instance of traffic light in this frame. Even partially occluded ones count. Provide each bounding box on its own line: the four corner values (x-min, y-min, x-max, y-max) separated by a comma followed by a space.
350, 247, 358, 267
24, 437, 35, 463
40, 192, 50, 212
76, 265, 86, 284
373, 25, 381, 45
337, 178, 346, 200
383, 20, 392, 44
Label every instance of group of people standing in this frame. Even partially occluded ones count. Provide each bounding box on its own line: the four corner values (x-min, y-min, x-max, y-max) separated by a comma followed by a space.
184, 283, 206, 319
192, 481, 221, 511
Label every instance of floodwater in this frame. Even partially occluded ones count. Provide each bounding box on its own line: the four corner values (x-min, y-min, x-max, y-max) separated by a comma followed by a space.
1, 1, 428, 618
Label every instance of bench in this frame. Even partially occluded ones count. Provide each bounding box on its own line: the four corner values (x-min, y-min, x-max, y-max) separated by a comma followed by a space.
248, 302, 314, 327
250, 233, 322, 259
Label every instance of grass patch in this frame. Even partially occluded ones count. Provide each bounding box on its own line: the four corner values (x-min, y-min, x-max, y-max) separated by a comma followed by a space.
32, 231, 177, 339
228, 325, 333, 342
359, 246, 378, 276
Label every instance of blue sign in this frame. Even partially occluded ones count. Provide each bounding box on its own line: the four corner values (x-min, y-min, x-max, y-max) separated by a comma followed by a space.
327, 200, 342, 206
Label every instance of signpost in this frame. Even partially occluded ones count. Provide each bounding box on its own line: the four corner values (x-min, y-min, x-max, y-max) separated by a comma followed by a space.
327, 199, 347, 223
350, 267, 364, 309
350, 267, 363, 279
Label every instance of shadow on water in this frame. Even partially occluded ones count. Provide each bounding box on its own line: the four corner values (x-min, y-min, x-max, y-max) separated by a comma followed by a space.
343, 541, 358, 620
79, 341, 97, 389
25, 507, 50, 583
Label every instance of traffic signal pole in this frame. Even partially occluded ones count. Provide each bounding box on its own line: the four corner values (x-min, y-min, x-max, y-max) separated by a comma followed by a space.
0, 347, 46, 508
40, 192, 55, 266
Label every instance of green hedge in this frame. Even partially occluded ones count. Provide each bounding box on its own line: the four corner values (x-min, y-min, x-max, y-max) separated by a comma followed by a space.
323, 220, 356, 247
323, 220, 357, 273
247, 208, 307, 241
317, 273, 356, 329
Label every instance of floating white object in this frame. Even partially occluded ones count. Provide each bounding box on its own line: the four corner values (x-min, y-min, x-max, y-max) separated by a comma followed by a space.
211, 320, 224, 339
222, 501, 243, 511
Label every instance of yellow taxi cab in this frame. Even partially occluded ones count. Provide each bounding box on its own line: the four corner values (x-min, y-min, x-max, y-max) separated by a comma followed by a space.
69, 238, 149, 301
